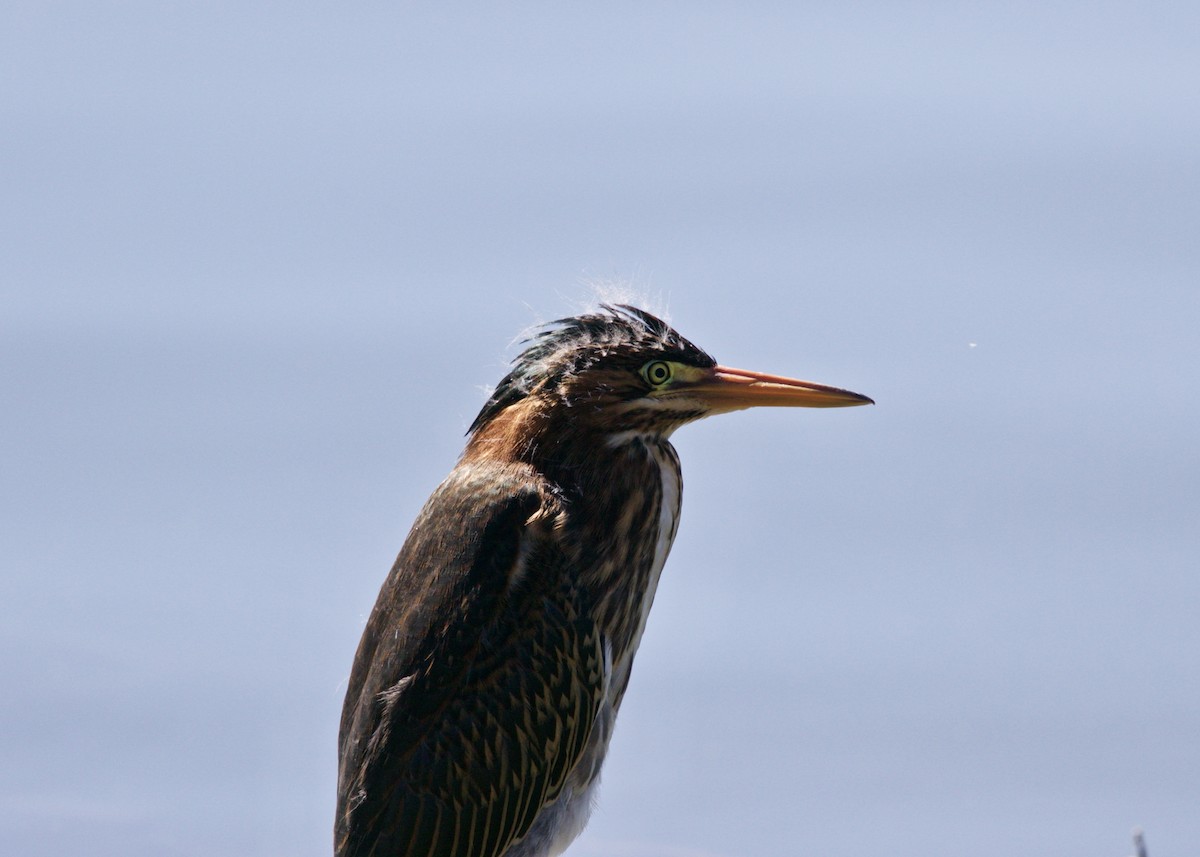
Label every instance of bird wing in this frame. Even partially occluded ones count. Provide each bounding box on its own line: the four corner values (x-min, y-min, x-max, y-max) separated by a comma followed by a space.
336, 463, 605, 857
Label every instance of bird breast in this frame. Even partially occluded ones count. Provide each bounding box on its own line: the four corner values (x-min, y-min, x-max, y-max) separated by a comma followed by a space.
585, 436, 683, 715
508, 437, 682, 857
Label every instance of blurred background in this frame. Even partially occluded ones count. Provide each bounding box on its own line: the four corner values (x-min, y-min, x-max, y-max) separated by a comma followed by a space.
3, 3, 1197, 856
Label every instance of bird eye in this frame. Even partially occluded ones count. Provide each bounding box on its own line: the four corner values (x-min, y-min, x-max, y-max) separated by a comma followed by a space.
642, 360, 673, 386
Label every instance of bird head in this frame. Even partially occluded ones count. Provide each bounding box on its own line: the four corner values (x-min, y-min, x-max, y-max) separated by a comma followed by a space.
464, 305, 871, 461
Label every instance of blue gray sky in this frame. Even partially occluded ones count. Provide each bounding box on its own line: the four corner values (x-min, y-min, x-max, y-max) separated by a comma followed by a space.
3, 3, 1198, 856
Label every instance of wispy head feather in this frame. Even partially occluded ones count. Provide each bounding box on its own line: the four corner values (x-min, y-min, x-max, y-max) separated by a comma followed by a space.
468, 305, 714, 434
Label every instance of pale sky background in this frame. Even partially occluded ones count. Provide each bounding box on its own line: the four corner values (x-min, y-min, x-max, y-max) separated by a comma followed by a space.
3, 3, 1198, 856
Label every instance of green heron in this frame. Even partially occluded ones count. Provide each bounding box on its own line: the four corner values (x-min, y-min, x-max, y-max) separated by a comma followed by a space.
336, 304, 872, 857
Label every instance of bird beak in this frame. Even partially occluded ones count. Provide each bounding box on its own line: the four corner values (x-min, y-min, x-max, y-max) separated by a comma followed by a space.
687, 365, 874, 413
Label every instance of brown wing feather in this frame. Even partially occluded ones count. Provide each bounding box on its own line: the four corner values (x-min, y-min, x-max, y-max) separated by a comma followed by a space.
335, 461, 604, 857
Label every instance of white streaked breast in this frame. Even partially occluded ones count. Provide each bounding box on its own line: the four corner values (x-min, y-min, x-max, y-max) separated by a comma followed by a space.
627, 439, 682, 668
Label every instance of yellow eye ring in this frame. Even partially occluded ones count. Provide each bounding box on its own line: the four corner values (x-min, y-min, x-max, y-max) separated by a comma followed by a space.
642, 360, 673, 386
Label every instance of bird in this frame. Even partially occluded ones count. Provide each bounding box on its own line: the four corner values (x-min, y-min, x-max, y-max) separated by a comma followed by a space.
335, 304, 872, 857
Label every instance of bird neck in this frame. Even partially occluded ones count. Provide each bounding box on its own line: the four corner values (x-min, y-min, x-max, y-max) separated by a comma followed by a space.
462, 397, 673, 489
463, 398, 683, 706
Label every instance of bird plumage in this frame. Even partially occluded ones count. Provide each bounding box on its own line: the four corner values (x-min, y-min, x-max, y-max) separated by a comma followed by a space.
336, 305, 871, 857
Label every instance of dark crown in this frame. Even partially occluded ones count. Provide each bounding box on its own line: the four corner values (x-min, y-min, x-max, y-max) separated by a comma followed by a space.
468, 305, 715, 434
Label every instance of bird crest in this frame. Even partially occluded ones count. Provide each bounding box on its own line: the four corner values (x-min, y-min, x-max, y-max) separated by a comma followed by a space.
468, 304, 715, 435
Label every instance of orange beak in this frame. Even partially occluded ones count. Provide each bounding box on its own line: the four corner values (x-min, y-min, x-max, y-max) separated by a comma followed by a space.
686, 365, 874, 413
